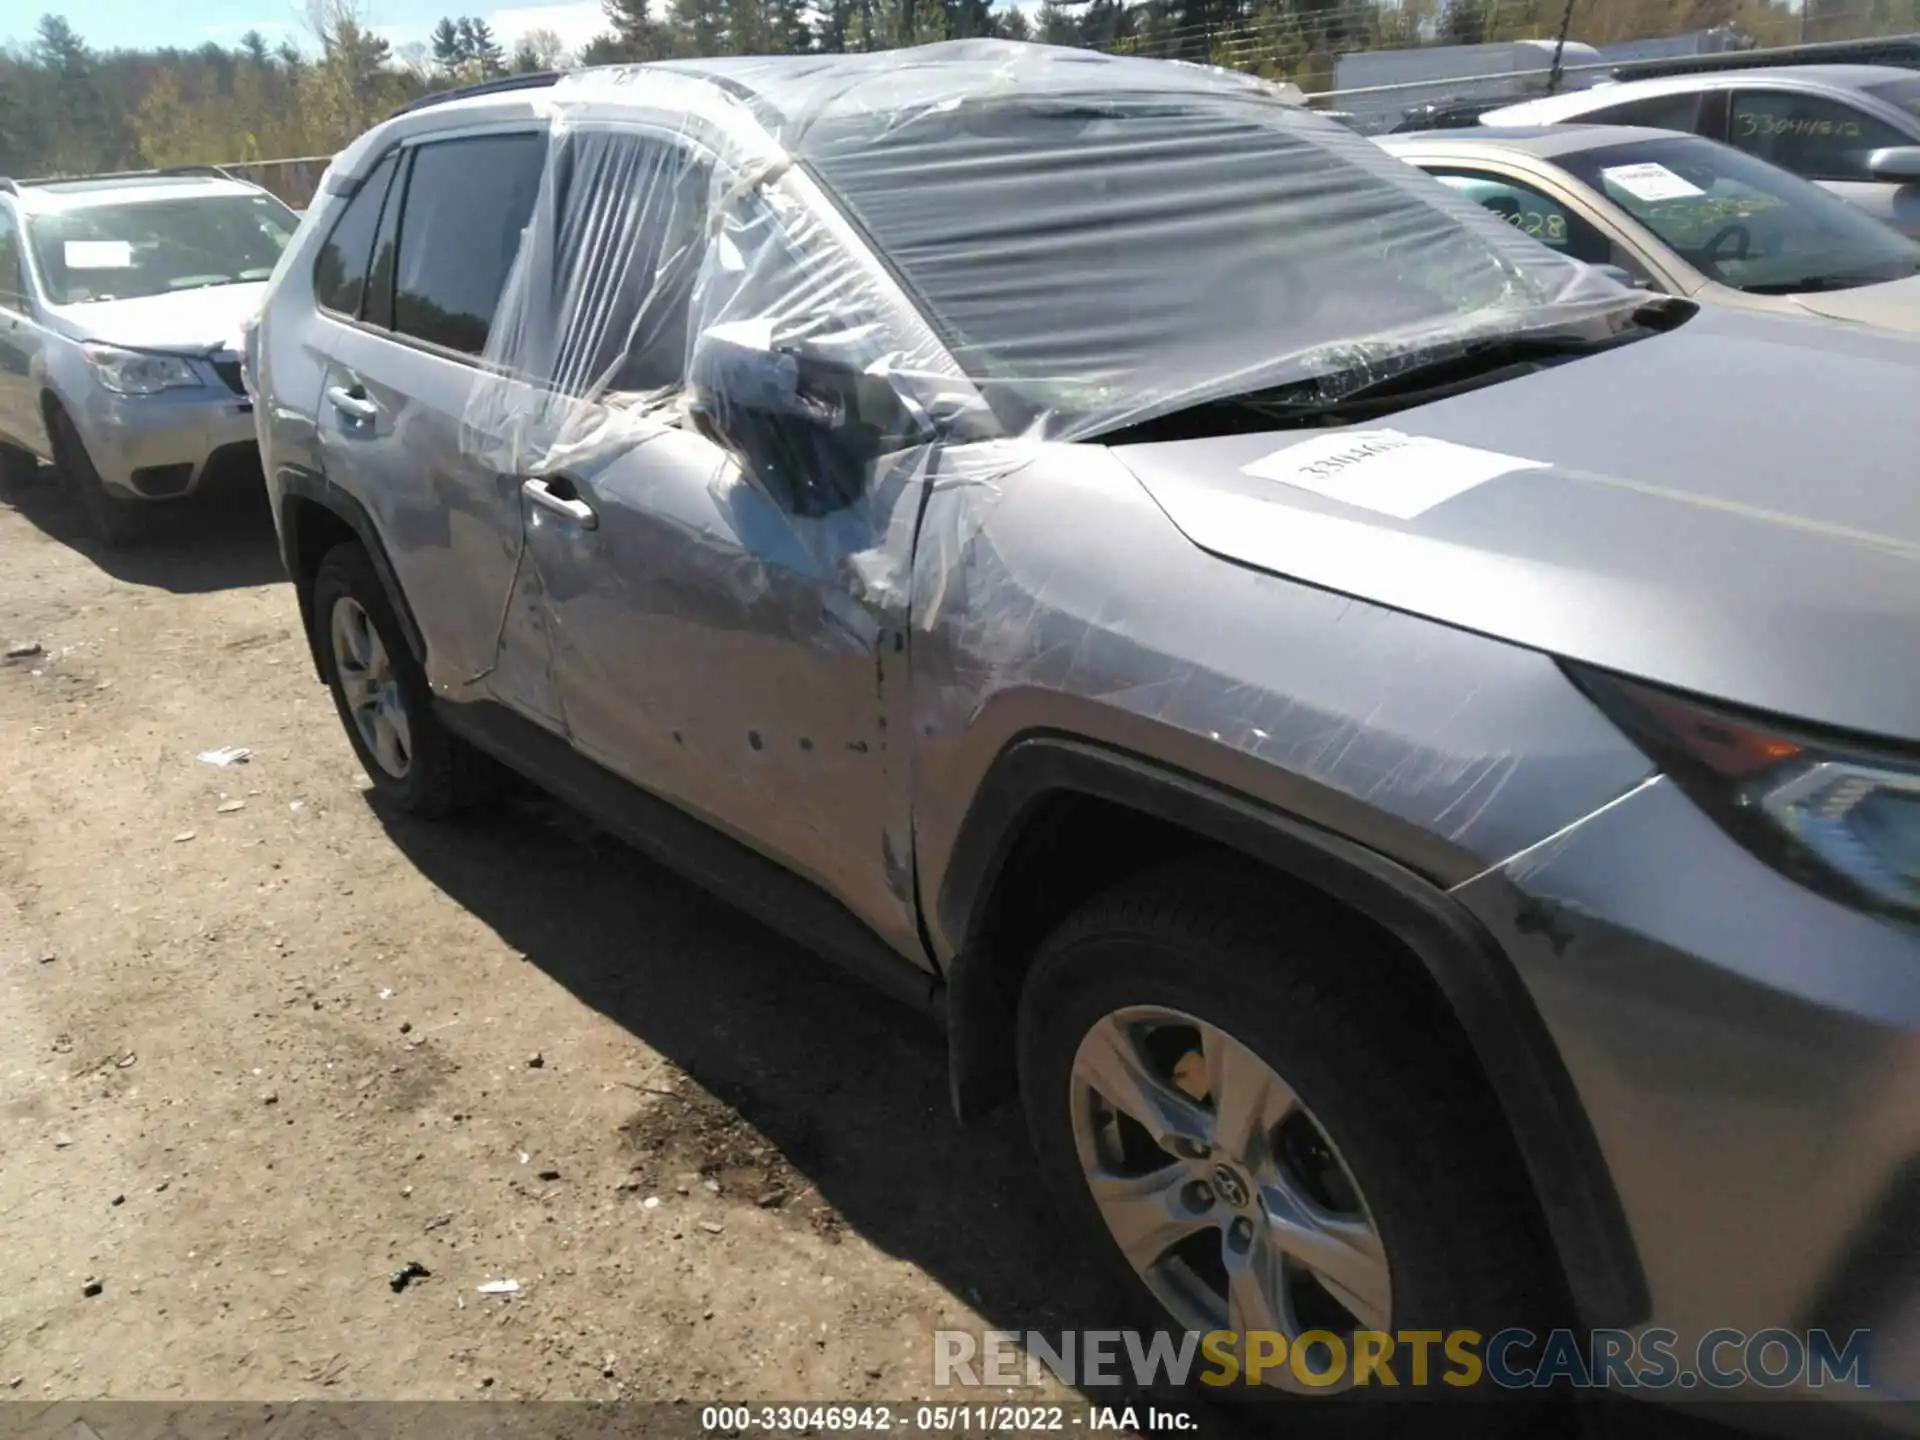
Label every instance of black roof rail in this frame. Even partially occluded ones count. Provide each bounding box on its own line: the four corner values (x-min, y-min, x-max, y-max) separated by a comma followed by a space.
1611, 32, 1920, 81
160, 163, 239, 181
389, 70, 565, 120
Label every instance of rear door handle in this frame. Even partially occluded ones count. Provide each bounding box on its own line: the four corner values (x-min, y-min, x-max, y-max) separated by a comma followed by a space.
521, 476, 597, 529
326, 384, 377, 422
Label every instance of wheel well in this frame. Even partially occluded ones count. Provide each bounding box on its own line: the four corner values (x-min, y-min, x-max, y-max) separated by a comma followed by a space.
954, 792, 1577, 1304
282, 494, 364, 677
967, 792, 1209, 1010
940, 738, 1648, 1329
957, 790, 1495, 1108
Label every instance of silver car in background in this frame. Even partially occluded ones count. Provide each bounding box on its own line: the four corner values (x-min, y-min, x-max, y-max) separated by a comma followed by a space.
1380, 125, 1920, 329
0, 169, 299, 546
1482, 64, 1920, 237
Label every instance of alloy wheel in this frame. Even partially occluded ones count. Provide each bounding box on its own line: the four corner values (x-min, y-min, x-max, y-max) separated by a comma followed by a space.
330, 595, 412, 779
1069, 1005, 1392, 1390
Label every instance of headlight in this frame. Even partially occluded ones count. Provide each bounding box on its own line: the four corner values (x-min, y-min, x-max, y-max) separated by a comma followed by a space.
82, 344, 203, 396
1573, 667, 1920, 920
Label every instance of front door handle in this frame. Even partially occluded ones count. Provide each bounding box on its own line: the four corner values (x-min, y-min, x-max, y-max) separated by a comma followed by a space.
326, 384, 377, 422
521, 476, 597, 529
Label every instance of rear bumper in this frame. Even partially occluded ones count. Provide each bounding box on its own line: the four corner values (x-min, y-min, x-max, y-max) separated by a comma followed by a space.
1456, 775, 1920, 1427
72, 377, 260, 501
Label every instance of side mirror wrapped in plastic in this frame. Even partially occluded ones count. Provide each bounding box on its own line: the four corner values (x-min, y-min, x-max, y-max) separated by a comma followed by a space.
688, 320, 930, 518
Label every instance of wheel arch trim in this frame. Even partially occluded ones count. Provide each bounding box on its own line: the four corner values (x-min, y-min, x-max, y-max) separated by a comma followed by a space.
276, 466, 426, 679
937, 732, 1650, 1330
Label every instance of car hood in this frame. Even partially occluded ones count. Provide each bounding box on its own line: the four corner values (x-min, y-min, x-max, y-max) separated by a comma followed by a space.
1111, 305, 1920, 742
49, 282, 268, 355
1789, 269, 1920, 331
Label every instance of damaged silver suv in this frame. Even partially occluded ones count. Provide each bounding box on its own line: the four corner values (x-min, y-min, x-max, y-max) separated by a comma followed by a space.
253, 41, 1920, 1423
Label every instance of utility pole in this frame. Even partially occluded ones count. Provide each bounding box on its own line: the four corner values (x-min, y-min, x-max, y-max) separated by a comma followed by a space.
1547, 0, 1578, 93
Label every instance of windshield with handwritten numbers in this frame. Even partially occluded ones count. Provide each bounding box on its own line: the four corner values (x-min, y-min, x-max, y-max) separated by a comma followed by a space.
1559, 134, 1920, 294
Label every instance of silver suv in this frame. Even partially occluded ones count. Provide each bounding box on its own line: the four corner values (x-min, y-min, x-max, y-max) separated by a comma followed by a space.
0, 168, 299, 545
254, 43, 1920, 1422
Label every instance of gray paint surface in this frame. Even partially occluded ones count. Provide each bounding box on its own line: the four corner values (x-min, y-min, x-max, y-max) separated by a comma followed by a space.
255, 43, 1920, 1413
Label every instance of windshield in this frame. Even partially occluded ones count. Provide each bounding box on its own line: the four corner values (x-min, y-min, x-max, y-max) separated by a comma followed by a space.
1557, 134, 1920, 292
27, 193, 298, 305
797, 91, 1631, 437
1866, 76, 1920, 123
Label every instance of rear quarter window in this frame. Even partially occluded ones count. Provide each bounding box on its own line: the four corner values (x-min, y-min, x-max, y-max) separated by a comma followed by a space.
313, 151, 397, 318
1582, 91, 1707, 133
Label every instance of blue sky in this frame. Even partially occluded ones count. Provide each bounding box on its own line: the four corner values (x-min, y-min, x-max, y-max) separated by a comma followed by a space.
0, 0, 618, 57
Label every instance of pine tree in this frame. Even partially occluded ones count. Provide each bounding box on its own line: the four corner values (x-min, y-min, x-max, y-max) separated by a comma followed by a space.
668, 0, 728, 54
940, 0, 994, 36
1035, 0, 1080, 41
769, 0, 815, 52
33, 16, 120, 174
816, 0, 856, 50
514, 28, 571, 69
721, 0, 771, 51
578, 31, 635, 63
467, 18, 507, 74
431, 16, 465, 71
240, 29, 273, 69
604, 0, 672, 57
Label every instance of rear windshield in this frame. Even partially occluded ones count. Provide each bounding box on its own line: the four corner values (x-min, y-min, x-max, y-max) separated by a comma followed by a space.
1558, 133, 1920, 293
28, 193, 299, 305
799, 92, 1626, 437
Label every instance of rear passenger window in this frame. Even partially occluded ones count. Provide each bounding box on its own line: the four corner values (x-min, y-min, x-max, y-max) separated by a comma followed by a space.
392, 132, 546, 357
313, 151, 397, 317
1729, 90, 1907, 181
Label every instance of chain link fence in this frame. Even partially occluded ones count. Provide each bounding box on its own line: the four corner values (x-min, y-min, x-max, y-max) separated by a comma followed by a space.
206, 3, 1920, 180
1086, 0, 1920, 133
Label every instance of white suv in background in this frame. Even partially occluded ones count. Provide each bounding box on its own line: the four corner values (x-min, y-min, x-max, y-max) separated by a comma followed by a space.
0, 168, 299, 546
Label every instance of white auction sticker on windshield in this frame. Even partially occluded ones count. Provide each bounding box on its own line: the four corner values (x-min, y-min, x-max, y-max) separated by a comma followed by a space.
1241, 429, 1546, 519
65, 240, 133, 269
1600, 162, 1704, 202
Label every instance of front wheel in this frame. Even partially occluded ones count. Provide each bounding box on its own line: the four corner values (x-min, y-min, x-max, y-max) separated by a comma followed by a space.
1017, 859, 1559, 1401
49, 405, 144, 548
312, 541, 495, 818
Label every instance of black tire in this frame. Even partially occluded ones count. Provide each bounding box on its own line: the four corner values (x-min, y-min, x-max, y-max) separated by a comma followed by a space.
1017, 857, 1562, 1408
311, 541, 495, 818
49, 404, 144, 549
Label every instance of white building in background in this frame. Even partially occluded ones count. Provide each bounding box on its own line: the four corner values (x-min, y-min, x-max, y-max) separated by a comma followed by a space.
1328, 38, 1608, 133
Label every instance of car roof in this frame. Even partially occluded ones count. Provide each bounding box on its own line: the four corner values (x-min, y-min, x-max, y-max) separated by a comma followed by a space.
374, 39, 1301, 144
337, 39, 1316, 194
1378, 123, 1693, 159
7, 175, 262, 215
1483, 62, 1918, 122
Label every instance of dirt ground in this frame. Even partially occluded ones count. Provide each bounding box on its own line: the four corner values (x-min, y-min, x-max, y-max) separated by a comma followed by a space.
0, 466, 1737, 1440
0, 467, 1127, 1411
